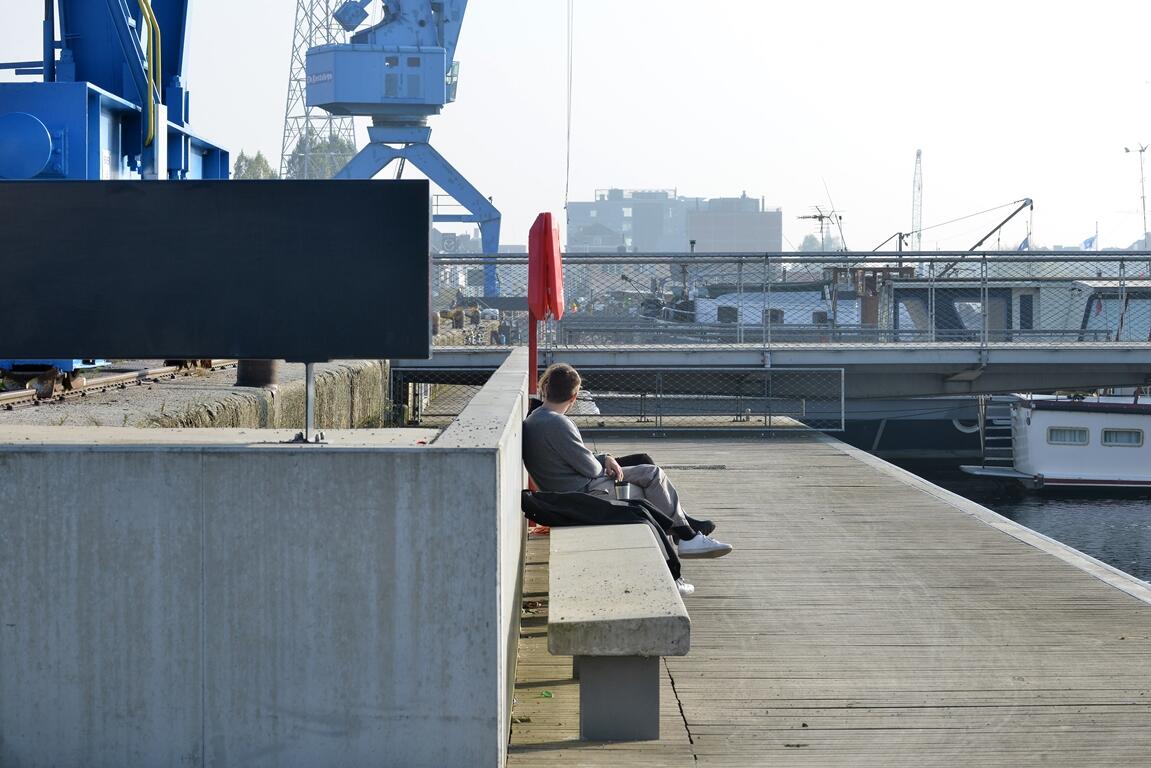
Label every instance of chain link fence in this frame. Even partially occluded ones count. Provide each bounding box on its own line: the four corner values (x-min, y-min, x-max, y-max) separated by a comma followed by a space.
434, 252, 1151, 349
565, 367, 844, 432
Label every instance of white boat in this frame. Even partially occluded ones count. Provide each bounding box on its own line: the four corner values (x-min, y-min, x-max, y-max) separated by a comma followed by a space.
962, 393, 1151, 489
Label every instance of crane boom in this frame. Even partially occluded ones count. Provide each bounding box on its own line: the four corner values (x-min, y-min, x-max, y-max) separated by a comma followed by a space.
937, 198, 1034, 278
969, 198, 1033, 251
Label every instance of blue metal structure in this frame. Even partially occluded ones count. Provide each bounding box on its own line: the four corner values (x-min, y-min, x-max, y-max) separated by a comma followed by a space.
306, 0, 501, 294
0, 0, 229, 374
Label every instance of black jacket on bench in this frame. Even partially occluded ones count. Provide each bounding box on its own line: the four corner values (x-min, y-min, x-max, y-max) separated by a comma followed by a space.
521, 490, 682, 580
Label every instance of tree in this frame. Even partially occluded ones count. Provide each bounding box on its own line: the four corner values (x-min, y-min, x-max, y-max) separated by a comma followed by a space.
232, 150, 278, 179
282, 130, 357, 180
798, 233, 843, 252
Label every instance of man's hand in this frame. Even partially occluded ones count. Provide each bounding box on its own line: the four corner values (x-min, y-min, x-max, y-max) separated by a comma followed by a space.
603, 454, 624, 481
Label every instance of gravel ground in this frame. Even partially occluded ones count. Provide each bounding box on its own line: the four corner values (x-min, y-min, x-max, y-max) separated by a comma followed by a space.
0, 360, 336, 428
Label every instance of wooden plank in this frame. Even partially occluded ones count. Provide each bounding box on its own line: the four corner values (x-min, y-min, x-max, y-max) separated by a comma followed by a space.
508, 435, 1151, 766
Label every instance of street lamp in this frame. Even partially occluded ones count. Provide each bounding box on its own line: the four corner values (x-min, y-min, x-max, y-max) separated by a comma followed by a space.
1124, 144, 1148, 250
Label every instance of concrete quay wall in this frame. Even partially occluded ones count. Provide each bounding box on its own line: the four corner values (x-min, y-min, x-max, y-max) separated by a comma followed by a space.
0, 350, 529, 768
148, 359, 391, 429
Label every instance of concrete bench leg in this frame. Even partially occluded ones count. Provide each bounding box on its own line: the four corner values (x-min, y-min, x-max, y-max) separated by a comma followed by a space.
576, 655, 660, 741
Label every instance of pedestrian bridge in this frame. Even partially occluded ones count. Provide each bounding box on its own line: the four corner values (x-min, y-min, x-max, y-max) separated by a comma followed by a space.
404, 252, 1151, 429
395, 342, 1151, 399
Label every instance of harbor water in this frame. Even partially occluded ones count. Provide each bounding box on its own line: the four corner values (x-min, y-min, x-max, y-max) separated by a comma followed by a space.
896, 460, 1151, 583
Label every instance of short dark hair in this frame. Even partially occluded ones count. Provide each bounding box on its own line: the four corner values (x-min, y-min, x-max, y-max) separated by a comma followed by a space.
539, 363, 581, 403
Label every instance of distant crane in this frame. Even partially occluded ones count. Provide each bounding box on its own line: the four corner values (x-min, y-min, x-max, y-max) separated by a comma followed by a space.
280, 0, 358, 179
911, 150, 923, 251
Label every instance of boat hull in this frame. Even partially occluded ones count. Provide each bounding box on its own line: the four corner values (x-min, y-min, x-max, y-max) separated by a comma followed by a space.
965, 395, 1151, 488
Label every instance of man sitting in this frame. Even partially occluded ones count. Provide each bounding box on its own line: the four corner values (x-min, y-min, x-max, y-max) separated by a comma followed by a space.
523, 363, 733, 582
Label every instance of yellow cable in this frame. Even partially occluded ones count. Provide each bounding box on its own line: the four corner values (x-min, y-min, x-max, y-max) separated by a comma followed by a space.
143, 0, 161, 93
136, 0, 159, 147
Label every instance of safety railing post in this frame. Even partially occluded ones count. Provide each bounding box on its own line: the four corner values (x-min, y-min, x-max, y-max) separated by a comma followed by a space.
928, 259, 937, 343
981, 255, 989, 348
736, 260, 745, 344
839, 368, 846, 431
765, 370, 773, 428
766, 254, 774, 349
1118, 258, 1128, 341
656, 371, 663, 429
760, 254, 769, 351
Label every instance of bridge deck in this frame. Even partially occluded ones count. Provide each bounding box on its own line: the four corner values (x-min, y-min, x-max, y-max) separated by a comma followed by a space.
509, 435, 1151, 766
395, 344, 1151, 398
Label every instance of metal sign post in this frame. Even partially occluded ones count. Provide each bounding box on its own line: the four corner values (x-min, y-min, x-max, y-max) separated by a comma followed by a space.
288, 362, 326, 444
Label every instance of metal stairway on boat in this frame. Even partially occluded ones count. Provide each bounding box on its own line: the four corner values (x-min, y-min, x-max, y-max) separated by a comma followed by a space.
980, 396, 1015, 468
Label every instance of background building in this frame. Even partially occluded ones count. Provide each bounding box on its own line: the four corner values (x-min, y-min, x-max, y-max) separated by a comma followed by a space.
686, 193, 783, 252
567, 188, 782, 253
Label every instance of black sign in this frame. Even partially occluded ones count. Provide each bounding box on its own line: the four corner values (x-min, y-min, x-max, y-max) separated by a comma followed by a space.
0, 180, 431, 361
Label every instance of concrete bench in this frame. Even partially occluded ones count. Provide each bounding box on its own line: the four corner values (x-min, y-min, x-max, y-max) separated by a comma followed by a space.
548, 523, 691, 741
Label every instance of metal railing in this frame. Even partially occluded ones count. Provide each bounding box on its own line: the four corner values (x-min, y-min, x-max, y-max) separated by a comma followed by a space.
565, 366, 845, 432
433, 252, 1151, 351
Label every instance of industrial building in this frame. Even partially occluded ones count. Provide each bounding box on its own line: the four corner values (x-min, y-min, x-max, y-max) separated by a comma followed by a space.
566, 188, 783, 253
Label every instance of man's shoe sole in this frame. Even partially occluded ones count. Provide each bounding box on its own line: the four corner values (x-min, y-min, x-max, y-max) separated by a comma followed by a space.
679, 546, 733, 559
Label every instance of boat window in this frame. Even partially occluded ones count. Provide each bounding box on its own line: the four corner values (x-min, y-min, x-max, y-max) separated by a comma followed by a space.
1047, 427, 1088, 445
1101, 428, 1143, 447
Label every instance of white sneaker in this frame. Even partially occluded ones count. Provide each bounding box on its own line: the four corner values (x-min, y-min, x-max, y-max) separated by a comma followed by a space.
678, 533, 733, 559
676, 577, 695, 596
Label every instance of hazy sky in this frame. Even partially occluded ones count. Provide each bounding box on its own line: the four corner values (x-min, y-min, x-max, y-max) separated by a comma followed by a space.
3, 1, 1151, 251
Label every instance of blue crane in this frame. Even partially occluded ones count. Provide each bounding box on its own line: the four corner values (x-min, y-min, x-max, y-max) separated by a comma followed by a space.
307, 0, 501, 295
0, 1, 228, 182
0, 0, 229, 379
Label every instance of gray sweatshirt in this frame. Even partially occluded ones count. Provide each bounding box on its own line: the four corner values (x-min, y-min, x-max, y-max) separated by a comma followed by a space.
523, 407, 607, 492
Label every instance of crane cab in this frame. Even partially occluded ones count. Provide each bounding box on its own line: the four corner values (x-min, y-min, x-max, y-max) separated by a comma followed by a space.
306, 44, 452, 119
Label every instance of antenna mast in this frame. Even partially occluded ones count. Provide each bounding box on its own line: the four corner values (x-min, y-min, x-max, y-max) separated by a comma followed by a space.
798, 207, 844, 251
280, 1, 358, 178
911, 149, 923, 251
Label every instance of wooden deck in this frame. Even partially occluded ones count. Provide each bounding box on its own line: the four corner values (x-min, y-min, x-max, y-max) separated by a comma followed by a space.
508, 435, 1151, 766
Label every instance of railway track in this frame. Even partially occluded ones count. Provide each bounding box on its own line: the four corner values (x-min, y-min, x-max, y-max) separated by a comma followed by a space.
0, 360, 238, 411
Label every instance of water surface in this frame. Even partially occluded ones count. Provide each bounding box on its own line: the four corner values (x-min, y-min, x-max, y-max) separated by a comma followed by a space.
895, 460, 1151, 583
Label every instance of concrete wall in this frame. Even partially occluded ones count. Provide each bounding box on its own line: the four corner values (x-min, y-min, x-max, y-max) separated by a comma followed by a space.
0, 350, 528, 768
434, 347, 531, 743
149, 360, 392, 429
